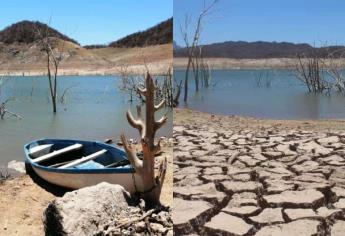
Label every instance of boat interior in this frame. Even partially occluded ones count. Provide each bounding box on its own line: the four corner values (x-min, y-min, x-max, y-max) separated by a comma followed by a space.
26, 140, 131, 169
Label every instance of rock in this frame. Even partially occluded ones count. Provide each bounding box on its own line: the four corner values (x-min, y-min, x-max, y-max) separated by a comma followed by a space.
7, 160, 26, 174
173, 198, 213, 235
204, 212, 254, 235
150, 223, 167, 234
255, 219, 323, 236
250, 208, 284, 224
43, 183, 131, 235
263, 189, 324, 208
134, 221, 146, 232
331, 220, 345, 236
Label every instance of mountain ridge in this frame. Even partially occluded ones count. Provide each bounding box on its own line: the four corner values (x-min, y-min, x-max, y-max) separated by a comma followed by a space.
173, 40, 345, 59
0, 20, 79, 45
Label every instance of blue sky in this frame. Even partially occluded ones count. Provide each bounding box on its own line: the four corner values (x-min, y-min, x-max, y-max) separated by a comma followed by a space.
174, 0, 345, 47
0, 0, 172, 46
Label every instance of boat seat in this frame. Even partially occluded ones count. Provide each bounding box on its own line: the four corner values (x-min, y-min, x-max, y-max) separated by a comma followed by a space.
59, 149, 107, 169
32, 143, 83, 164
29, 144, 53, 158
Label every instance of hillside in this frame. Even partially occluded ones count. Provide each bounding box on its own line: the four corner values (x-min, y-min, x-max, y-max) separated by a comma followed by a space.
109, 18, 172, 48
174, 41, 345, 59
0, 20, 172, 75
0, 20, 79, 45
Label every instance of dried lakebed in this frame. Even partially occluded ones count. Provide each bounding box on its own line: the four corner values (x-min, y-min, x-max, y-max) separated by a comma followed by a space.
173, 114, 345, 235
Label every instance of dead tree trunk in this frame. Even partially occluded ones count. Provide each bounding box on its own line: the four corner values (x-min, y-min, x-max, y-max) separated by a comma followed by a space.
121, 72, 167, 205
36, 23, 64, 113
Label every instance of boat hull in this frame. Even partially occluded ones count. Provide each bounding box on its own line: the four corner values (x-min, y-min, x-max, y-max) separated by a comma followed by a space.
32, 165, 142, 193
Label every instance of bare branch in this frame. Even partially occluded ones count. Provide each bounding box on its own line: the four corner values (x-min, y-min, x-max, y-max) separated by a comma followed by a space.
154, 99, 165, 111
154, 114, 168, 132
126, 110, 145, 139
120, 134, 143, 172
137, 86, 147, 97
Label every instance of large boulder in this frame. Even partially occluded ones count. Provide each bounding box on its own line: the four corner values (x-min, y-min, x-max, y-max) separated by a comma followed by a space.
43, 182, 132, 235
7, 160, 26, 174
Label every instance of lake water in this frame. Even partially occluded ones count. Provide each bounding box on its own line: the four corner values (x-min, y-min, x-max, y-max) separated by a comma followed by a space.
0, 76, 172, 165
175, 69, 345, 119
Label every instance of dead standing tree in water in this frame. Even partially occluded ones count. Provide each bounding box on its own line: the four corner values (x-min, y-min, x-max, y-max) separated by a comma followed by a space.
180, 0, 218, 102
36, 24, 65, 113
295, 50, 330, 94
120, 72, 167, 204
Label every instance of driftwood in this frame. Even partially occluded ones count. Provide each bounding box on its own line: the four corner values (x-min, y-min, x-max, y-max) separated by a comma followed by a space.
121, 72, 167, 204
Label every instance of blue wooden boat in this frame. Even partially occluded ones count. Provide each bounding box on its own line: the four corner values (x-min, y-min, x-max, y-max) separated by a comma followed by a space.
24, 139, 142, 193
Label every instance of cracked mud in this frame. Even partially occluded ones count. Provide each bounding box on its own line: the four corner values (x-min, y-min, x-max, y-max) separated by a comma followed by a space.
173, 110, 345, 236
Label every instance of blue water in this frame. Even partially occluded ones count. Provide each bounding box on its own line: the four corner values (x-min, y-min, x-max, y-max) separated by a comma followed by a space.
0, 75, 172, 164
174, 69, 345, 119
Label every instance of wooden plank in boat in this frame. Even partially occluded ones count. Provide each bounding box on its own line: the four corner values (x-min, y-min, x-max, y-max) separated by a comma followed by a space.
58, 149, 107, 169
29, 144, 53, 157
32, 143, 83, 164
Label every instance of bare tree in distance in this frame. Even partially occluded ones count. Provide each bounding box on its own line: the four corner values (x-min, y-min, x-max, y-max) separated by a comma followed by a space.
324, 47, 345, 93
117, 64, 145, 103
120, 72, 168, 205
180, 0, 219, 102
35, 21, 66, 113
294, 44, 345, 95
295, 49, 330, 94
118, 64, 181, 107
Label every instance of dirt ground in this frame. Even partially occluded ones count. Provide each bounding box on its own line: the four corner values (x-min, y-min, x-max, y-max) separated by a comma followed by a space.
0, 145, 172, 236
0, 41, 172, 76
174, 109, 345, 235
174, 108, 345, 132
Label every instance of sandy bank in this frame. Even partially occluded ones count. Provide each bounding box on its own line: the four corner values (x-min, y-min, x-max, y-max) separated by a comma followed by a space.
174, 57, 345, 70
0, 144, 172, 236
174, 108, 345, 132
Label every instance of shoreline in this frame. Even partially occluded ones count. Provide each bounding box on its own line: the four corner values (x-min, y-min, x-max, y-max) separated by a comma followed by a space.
174, 108, 345, 132
0, 61, 172, 77
0, 141, 172, 235
174, 57, 345, 70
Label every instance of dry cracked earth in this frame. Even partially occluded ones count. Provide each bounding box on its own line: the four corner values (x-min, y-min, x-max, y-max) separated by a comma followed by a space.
173, 120, 345, 236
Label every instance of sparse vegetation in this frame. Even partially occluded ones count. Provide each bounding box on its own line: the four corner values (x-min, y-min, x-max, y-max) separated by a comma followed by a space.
109, 18, 172, 48
294, 47, 345, 95
0, 20, 79, 45
118, 65, 180, 107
